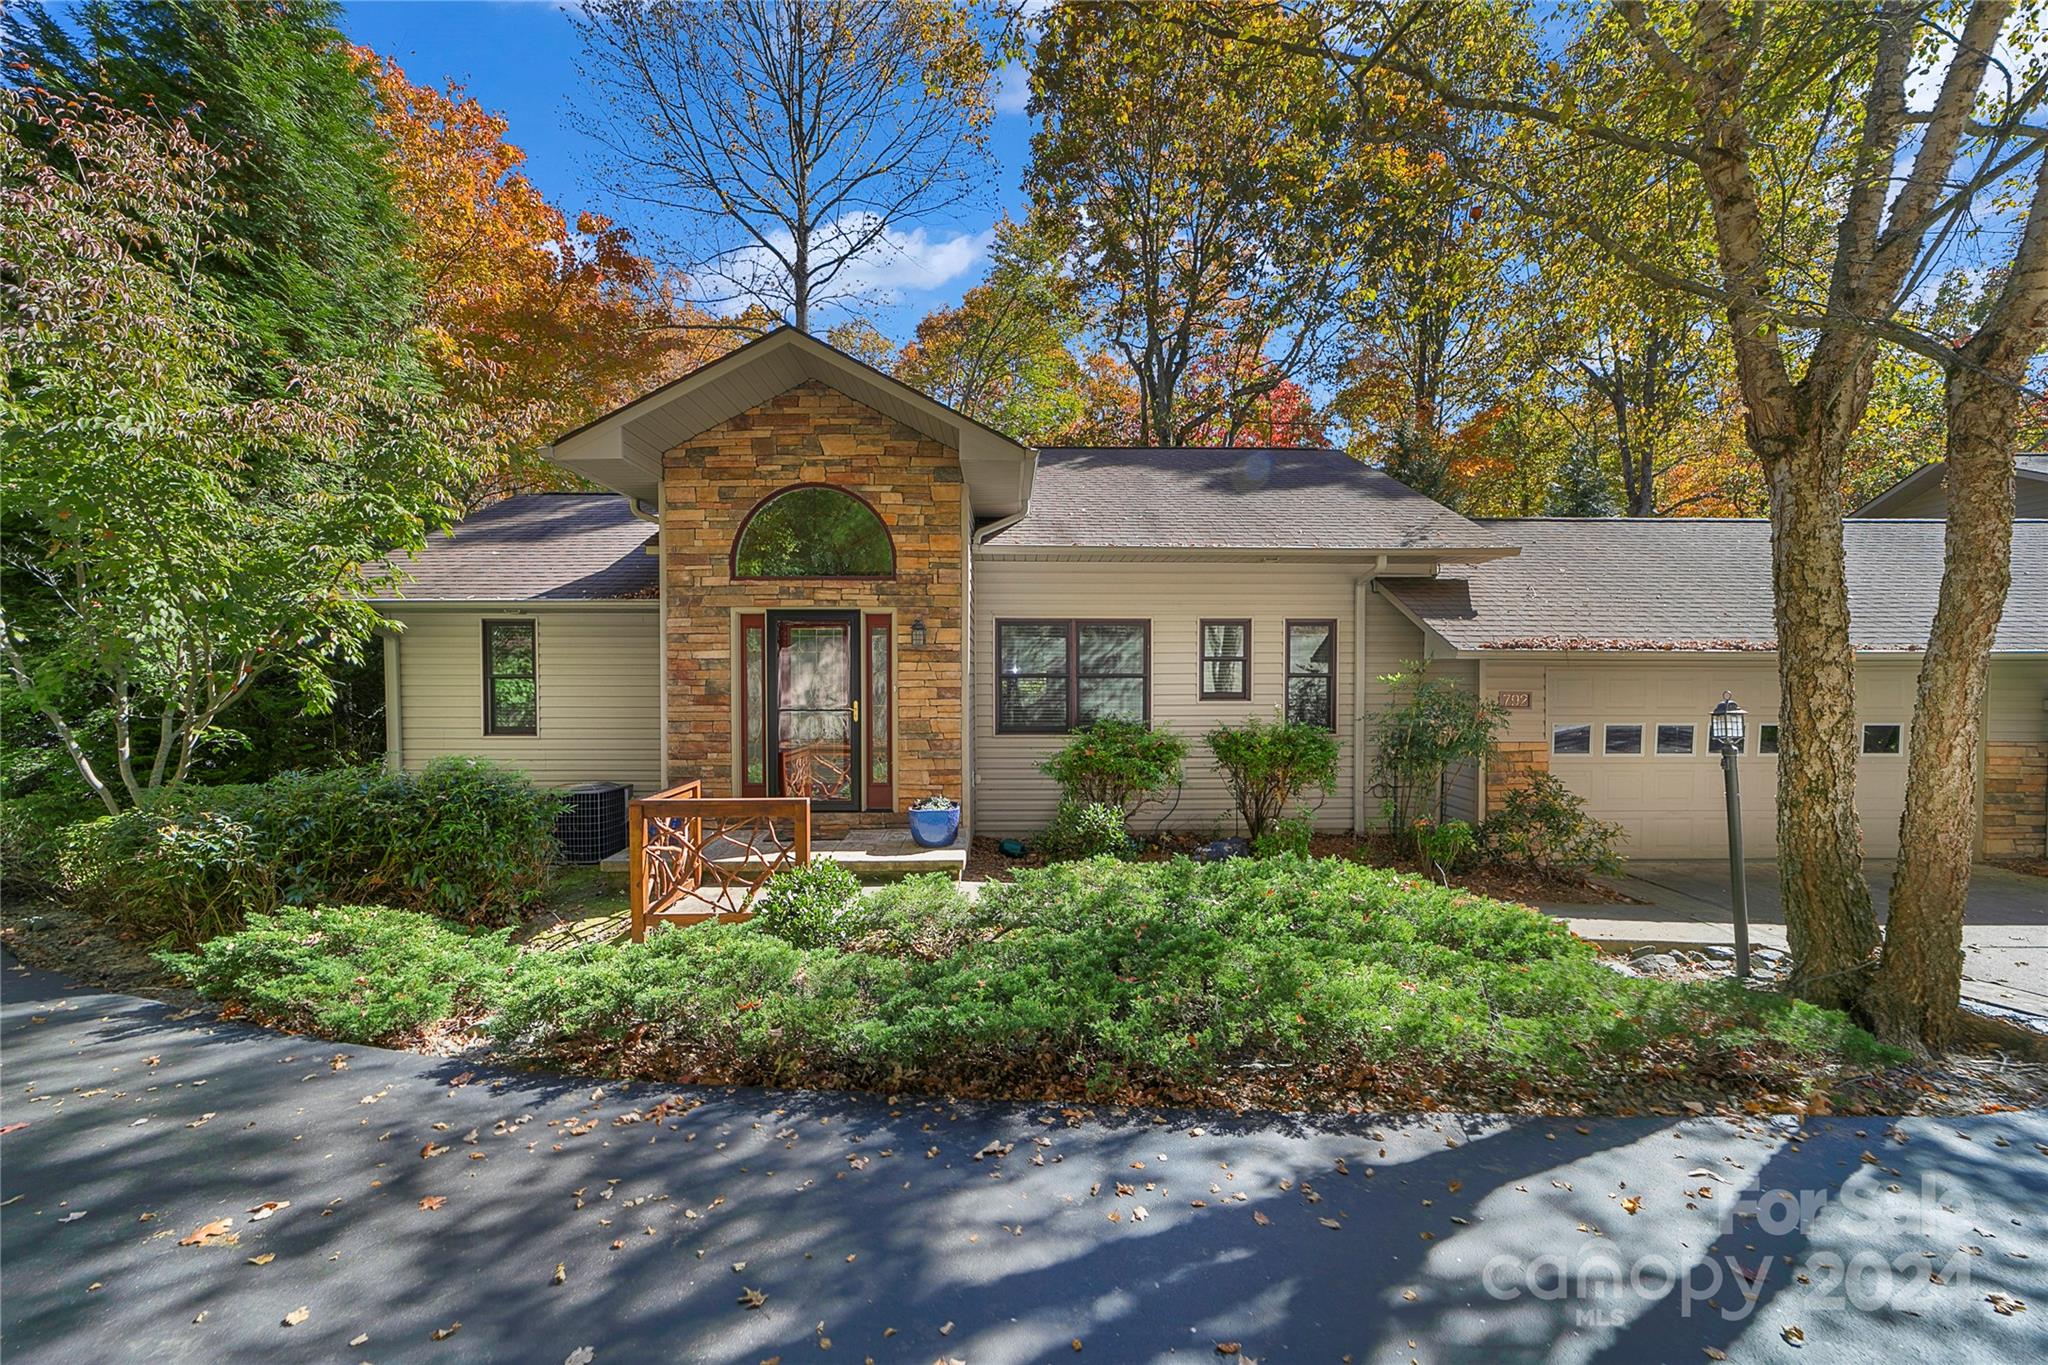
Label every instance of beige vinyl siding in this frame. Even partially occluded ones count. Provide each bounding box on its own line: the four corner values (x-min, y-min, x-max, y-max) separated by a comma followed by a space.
1986, 657, 2048, 743
1423, 658, 1482, 825
384, 605, 662, 791
1876, 479, 2048, 519
971, 556, 1381, 837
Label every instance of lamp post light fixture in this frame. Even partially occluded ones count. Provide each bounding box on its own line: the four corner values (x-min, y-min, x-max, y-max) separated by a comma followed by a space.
1709, 692, 1751, 980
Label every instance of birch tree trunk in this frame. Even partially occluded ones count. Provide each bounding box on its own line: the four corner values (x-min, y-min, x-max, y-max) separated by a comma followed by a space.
1868, 154, 2048, 1049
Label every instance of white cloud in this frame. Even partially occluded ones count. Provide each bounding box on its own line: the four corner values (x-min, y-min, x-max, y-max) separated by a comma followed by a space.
993, 61, 1031, 116
707, 213, 995, 318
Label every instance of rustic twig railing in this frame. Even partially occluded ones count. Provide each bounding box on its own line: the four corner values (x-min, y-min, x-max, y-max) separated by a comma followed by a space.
628, 779, 811, 941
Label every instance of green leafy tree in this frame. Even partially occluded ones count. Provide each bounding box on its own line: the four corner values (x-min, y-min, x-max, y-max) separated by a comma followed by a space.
1370, 663, 1506, 839
1544, 446, 1620, 517
0, 88, 456, 813
1027, 0, 1380, 446
894, 216, 1088, 442
8, 0, 424, 380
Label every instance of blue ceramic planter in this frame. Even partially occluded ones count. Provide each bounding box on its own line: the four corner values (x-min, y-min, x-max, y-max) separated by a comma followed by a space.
907, 805, 961, 848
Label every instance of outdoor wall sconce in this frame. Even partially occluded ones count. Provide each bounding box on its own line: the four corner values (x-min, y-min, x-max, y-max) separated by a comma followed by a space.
910, 619, 926, 648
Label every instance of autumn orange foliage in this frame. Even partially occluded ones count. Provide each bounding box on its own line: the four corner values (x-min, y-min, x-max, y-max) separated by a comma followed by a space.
356, 49, 738, 503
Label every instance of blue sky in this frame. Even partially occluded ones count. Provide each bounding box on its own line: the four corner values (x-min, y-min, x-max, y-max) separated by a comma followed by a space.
339, 0, 1038, 338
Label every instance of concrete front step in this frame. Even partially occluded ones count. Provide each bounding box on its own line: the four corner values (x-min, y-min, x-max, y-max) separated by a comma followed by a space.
596, 827, 966, 884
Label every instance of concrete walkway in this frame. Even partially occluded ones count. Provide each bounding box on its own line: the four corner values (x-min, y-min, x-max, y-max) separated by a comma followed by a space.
1535, 860, 2048, 1015
4, 955, 2046, 1363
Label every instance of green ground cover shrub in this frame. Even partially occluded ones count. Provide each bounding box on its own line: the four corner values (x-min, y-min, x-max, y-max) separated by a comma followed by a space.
176, 857, 1898, 1109
751, 861, 870, 949
163, 904, 516, 1043
1482, 774, 1626, 876
61, 757, 560, 944
489, 855, 1895, 1100
1037, 798, 1138, 860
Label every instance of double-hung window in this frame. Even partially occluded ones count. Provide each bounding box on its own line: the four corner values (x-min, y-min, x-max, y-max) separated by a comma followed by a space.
1284, 620, 1336, 729
996, 620, 1149, 733
1199, 620, 1251, 700
483, 620, 537, 736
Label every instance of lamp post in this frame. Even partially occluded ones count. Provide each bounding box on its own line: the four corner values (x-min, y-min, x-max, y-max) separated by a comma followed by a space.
1709, 692, 1751, 980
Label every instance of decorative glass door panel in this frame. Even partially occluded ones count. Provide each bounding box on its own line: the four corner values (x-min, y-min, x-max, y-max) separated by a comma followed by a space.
772, 615, 858, 810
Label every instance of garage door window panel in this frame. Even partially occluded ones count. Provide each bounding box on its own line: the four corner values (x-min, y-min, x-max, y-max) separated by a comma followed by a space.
1655, 723, 1696, 756
1552, 724, 1592, 756
1862, 723, 1903, 755
1603, 724, 1644, 756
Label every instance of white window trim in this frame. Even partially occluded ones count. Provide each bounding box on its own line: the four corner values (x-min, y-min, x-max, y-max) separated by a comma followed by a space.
1551, 722, 1594, 758
1653, 721, 1698, 757
1601, 721, 1647, 758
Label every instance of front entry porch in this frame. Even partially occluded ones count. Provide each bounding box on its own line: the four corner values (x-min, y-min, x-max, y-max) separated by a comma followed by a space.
621, 780, 964, 939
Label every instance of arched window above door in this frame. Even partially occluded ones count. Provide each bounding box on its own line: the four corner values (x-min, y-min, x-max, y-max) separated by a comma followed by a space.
730, 484, 895, 579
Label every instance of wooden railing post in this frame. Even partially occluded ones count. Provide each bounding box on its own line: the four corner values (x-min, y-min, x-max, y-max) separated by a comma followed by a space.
794, 798, 811, 866
628, 799, 647, 943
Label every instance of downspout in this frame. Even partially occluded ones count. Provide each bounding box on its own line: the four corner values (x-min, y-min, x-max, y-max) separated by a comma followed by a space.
381, 629, 403, 774
1352, 555, 1386, 835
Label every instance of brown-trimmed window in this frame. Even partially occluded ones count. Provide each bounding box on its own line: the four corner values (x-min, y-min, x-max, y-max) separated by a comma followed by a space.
482, 620, 537, 736
1284, 620, 1335, 730
864, 613, 893, 810
1199, 620, 1251, 700
996, 620, 1149, 733
739, 613, 767, 795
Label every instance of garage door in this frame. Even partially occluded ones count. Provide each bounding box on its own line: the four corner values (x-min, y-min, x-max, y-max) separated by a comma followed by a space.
1539, 660, 1916, 859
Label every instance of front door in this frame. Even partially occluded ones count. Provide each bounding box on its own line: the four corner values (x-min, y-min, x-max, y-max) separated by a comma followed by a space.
768, 612, 860, 811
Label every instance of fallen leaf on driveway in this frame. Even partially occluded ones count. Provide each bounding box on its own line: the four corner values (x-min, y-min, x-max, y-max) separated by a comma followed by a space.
247, 1201, 288, 1221
60, 1211, 88, 1223
431, 1321, 462, 1340
1318, 1217, 1342, 1230
1216, 1344, 1241, 1356
1621, 1197, 1643, 1215
554, 1263, 567, 1285
1251, 1210, 1270, 1226
350, 1334, 369, 1348
421, 1143, 449, 1160
247, 1253, 274, 1266
282, 1306, 309, 1327
418, 1196, 446, 1211
737, 1287, 768, 1309
564, 1350, 594, 1365
179, 1218, 234, 1247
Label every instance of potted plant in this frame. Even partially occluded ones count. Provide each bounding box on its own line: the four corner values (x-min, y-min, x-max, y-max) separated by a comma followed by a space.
906, 794, 961, 848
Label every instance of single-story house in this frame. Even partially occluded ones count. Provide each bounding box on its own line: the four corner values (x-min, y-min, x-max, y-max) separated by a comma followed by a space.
371, 328, 2048, 860
1852, 451, 2048, 518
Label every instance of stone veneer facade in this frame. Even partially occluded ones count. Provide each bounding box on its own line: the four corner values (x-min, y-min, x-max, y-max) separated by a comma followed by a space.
1485, 740, 1549, 815
660, 380, 964, 833
1982, 741, 2047, 858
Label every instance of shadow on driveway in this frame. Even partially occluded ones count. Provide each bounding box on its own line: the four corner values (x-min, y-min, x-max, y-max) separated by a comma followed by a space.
4, 955, 2045, 1363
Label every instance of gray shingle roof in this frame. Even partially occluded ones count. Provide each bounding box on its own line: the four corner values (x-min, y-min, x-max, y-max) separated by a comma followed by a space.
981, 447, 1513, 555
1379, 518, 2048, 653
372, 494, 656, 602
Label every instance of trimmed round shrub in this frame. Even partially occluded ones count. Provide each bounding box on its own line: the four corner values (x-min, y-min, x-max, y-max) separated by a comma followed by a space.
61, 758, 562, 945
750, 859, 868, 949
1037, 799, 1137, 861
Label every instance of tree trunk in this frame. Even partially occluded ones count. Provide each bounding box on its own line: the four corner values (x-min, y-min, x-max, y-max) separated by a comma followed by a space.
1764, 428, 1882, 1008
1866, 152, 2048, 1049
1864, 377, 2015, 1047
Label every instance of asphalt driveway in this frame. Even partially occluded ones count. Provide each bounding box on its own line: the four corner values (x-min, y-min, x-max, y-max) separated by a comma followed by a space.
3, 956, 2046, 1363
1538, 861, 2048, 1015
